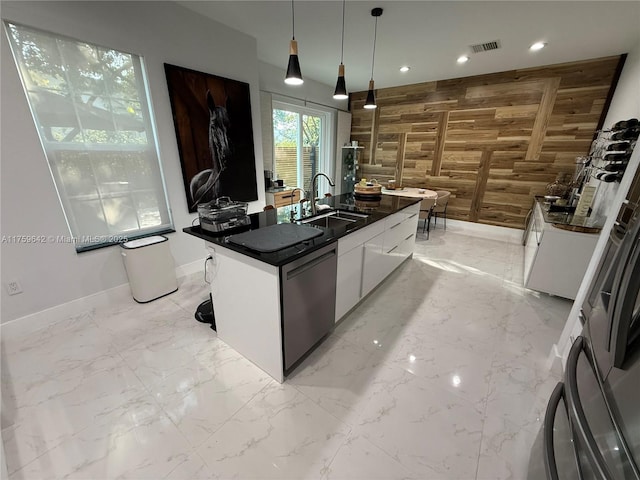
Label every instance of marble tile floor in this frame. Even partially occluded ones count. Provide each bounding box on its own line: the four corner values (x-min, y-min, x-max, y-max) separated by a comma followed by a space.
1, 227, 571, 479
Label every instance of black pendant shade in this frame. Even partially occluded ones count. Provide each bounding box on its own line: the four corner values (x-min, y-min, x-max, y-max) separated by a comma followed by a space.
284, 1, 303, 86
364, 8, 383, 109
285, 39, 303, 85
333, 0, 348, 100
364, 80, 376, 109
333, 64, 348, 100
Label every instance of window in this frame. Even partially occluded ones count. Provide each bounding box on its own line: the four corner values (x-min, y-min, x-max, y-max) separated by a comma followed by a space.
272, 101, 332, 197
5, 22, 173, 251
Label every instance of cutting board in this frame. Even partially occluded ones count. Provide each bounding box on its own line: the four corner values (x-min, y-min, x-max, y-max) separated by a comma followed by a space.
227, 223, 323, 253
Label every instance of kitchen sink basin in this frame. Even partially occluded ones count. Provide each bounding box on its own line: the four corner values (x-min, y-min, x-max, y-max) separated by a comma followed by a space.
300, 210, 369, 229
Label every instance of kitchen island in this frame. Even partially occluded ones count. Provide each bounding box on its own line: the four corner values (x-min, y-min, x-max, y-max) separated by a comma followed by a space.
184, 193, 420, 382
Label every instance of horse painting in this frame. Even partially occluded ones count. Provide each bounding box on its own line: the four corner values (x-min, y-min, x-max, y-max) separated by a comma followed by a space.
164, 63, 258, 213
189, 91, 231, 208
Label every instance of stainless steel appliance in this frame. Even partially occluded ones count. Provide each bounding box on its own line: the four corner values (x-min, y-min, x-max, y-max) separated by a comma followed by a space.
528, 206, 640, 479
584, 167, 640, 317
281, 241, 337, 371
197, 196, 251, 234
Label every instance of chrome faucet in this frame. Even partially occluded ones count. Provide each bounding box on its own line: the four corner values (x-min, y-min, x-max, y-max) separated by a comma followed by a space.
309, 173, 335, 216
289, 187, 306, 222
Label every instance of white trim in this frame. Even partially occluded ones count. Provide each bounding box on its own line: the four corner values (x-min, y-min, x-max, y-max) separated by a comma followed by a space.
436, 218, 522, 244
175, 258, 205, 278
0, 259, 205, 339
547, 343, 564, 377
1, 282, 130, 339
272, 100, 335, 193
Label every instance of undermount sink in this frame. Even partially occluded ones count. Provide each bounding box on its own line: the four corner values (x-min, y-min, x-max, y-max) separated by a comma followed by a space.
300, 210, 368, 229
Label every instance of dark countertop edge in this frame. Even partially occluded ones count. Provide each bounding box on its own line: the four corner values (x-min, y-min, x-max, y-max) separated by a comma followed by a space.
534, 196, 604, 232
183, 225, 342, 267
265, 186, 294, 193
183, 195, 421, 267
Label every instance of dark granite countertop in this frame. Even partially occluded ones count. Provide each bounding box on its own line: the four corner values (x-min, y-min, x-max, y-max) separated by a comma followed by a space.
183, 193, 420, 267
535, 196, 604, 233
265, 186, 294, 193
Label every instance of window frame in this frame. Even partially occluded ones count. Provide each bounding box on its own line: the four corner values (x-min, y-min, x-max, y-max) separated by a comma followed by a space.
272, 99, 334, 195
3, 21, 174, 252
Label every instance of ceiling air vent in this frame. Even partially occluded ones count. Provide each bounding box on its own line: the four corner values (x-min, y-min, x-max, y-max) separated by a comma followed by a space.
470, 40, 501, 54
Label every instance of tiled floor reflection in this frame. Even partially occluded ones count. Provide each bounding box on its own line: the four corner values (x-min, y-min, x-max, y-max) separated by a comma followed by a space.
2, 226, 570, 479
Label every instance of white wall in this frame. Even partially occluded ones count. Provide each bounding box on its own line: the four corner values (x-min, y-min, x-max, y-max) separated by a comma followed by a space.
603, 47, 640, 126
589, 46, 640, 220
0, 1, 265, 323
258, 61, 346, 112
258, 61, 348, 194
555, 40, 640, 363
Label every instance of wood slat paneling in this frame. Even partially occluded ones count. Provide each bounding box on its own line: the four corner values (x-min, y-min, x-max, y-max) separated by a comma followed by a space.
350, 56, 621, 229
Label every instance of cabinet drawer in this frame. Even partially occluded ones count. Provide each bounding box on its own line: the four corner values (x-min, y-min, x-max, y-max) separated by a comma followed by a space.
384, 210, 418, 253
385, 211, 406, 232
273, 189, 301, 207
338, 221, 385, 256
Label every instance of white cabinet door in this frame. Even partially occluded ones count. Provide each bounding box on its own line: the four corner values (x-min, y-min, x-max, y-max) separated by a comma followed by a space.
362, 231, 386, 297
523, 217, 541, 284
335, 244, 364, 322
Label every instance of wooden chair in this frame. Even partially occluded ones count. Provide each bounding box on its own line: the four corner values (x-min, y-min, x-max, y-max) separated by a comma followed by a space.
433, 191, 450, 230
419, 197, 436, 239
263, 204, 275, 211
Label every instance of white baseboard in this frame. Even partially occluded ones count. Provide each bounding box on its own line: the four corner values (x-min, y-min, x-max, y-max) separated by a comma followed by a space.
547, 343, 564, 377
0, 283, 131, 339
175, 258, 206, 278
439, 218, 522, 244
1, 259, 206, 340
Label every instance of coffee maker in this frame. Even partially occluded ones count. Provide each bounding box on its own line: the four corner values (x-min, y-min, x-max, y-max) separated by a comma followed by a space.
264, 170, 273, 189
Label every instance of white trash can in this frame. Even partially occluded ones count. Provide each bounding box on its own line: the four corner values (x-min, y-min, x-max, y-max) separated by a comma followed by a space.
121, 235, 178, 303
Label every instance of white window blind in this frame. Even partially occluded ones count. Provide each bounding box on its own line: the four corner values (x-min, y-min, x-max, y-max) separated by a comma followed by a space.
4, 22, 173, 251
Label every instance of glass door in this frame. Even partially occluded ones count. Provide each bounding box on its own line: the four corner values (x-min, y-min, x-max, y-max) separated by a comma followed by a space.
272, 102, 329, 196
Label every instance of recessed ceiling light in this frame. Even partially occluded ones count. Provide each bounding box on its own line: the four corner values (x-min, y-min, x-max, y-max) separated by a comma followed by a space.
457, 55, 469, 64
530, 42, 546, 51
399, 66, 410, 72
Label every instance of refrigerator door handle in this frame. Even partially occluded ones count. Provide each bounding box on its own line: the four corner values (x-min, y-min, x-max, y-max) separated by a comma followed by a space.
566, 336, 615, 480
543, 382, 565, 480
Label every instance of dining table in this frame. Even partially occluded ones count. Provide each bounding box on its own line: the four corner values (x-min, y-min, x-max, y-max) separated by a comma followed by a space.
381, 187, 438, 200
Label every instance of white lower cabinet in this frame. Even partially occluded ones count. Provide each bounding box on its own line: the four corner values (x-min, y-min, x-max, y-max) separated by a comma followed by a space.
397, 231, 416, 259
335, 243, 364, 321
524, 201, 599, 300
335, 202, 420, 322
362, 231, 386, 298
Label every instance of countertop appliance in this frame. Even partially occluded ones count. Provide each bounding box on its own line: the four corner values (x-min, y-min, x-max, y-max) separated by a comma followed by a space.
528, 205, 640, 479
197, 196, 250, 234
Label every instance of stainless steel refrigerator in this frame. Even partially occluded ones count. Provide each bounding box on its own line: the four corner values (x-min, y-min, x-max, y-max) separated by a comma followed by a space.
528, 193, 640, 478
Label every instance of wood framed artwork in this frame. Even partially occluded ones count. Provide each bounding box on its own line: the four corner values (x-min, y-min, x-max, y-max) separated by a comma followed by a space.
164, 63, 258, 212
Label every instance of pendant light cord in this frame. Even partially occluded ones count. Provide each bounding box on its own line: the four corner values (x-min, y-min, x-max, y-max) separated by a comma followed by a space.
291, 0, 296, 40
340, 0, 345, 64
370, 16, 378, 80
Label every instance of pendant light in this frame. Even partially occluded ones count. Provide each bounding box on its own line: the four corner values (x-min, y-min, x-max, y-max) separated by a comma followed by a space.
333, 0, 348, 100
364, 7, 383, 109
285, 0, 303, 85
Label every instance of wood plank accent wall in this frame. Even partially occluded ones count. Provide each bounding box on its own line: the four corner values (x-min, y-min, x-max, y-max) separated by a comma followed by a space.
350, 56, 622, 229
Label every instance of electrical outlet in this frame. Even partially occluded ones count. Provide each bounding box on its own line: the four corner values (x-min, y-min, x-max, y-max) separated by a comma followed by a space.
5, 279, 23, 296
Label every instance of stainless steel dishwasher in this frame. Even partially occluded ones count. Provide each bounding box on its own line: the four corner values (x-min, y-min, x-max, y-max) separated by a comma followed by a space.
281, 241, 337, 371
